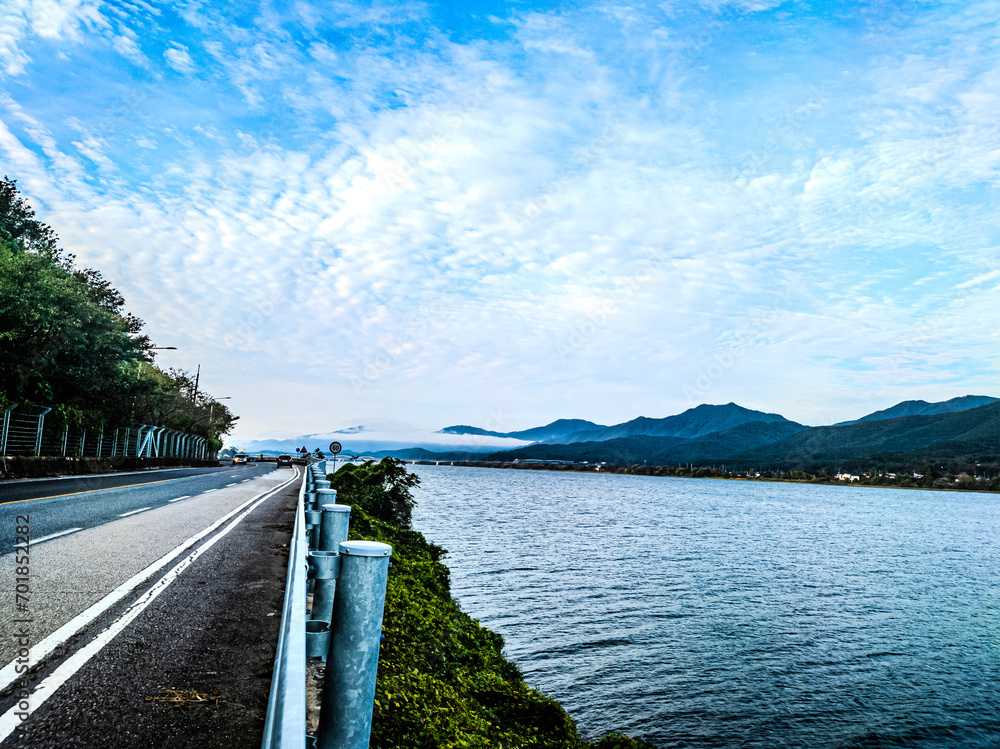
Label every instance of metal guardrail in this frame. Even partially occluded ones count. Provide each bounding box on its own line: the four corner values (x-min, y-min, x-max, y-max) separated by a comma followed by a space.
262, 460, 392, 749
0, 403, 209, 459
260, 466, 309, 749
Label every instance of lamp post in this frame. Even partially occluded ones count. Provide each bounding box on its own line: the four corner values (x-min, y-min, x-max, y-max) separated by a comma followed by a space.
208, 397, 231, 459
208, 397, 231, 425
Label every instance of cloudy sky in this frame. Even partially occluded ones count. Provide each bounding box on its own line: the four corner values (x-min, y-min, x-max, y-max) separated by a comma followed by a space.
2, 0, 998, 441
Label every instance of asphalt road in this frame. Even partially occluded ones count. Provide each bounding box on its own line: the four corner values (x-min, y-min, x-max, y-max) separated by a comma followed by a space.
0, 465, 301, 746
0, 463, 278, 552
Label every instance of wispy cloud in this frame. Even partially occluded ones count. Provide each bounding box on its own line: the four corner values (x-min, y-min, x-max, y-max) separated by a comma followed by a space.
163, 44, 195, 75
2, 0, 999, 438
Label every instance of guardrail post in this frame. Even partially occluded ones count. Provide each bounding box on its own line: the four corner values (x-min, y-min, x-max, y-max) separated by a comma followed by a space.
36, 407, 51, 456
314, 480, 331, 510
317, 540, 392, 749
312, 497, 349, 624
1, 404, 16, 455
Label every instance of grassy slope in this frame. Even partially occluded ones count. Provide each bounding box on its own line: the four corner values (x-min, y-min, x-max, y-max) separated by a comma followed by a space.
347, 508, 654, 749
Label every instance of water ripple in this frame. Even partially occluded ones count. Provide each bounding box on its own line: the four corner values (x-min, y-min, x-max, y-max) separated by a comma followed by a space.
412, 467, 1000, 748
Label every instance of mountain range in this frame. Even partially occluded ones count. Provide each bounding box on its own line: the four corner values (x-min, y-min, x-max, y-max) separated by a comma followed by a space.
438, 419, 606, 442
432, 395, 1000, 471
235, 395, 999, 473
833, 395, 999, 425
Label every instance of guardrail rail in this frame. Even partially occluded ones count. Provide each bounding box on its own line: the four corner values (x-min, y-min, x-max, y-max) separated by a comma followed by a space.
262, 460, 392, 749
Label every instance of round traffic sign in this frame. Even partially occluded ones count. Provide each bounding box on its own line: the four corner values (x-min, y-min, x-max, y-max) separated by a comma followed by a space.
329, 441, 342, 454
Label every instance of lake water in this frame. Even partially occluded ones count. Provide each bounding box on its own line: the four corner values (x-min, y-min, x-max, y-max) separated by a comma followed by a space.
410, 465, 1000, 748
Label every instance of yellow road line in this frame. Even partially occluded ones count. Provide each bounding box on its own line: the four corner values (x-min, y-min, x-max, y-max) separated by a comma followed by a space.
0, 477, 182, 505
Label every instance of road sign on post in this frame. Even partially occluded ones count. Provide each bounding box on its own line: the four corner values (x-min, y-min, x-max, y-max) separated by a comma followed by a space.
329, 441, 342, 455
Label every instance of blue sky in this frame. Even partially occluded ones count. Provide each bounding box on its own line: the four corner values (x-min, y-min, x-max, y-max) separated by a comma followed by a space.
2, 0, 998, 441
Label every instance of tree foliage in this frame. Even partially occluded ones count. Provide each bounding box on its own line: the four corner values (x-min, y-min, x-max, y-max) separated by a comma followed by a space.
0, 176, 236, 441
330, 457, 421, 527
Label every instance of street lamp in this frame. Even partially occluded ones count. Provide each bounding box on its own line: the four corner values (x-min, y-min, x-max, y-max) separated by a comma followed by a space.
208, 397, 231, 423
207, 396, 232, 460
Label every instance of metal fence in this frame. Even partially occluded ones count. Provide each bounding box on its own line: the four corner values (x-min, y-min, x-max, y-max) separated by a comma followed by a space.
262, 460, 392, 749
1, 403, 209, 459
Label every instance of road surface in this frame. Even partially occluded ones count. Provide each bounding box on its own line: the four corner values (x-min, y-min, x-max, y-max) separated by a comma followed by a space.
0, 463, 301, 746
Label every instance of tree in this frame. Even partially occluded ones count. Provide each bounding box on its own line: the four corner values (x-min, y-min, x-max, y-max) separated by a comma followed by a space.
0, 176, 238, 439
330, 458, 421, 527
0, 177, 60, 258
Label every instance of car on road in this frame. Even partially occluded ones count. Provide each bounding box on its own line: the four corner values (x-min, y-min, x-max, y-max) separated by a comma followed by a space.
277, 454, 293, 468
232, 453, 248, 464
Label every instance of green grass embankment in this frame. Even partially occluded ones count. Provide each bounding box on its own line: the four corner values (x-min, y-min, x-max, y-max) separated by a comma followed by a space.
344, 504, 653, 749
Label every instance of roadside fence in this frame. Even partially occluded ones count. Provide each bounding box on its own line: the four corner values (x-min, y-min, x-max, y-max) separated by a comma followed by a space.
0, 403, 210, 459
261, 459, 392, 749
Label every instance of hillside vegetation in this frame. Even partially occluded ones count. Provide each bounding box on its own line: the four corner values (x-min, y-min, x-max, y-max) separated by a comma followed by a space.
727, 401, 1000, 471
330, 458, 654, 749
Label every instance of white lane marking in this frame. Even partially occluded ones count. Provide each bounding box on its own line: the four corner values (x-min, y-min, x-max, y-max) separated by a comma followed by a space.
201, 489, 215, 494
1, 466, 215, 484
0, 469, 300, 695
118, 507, 152, 517
168, 495, 192, 503
0, 468, 298, 743
226, 482, 237, 487
32, 528, 84, 544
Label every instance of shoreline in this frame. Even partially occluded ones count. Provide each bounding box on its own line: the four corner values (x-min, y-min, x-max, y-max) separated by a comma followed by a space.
409, 460, 1000, 495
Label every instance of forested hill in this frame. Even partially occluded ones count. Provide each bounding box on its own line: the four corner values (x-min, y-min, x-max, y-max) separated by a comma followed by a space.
478, 402, 1000, 473
488, 419, 807, 465
726, 400, 1000, 470
835, 395, 998, 425
547, 402, 801, 443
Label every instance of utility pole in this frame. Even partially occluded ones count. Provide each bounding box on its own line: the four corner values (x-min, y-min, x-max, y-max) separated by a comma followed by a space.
193, 364, 201, 401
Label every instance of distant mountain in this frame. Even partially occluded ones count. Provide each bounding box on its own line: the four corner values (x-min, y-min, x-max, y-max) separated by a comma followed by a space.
479, 401, 1000, 472
490, 420, 808, 464
371, 447, 485, 461
439, 419, 607, 442
836, 395, 998, 426
549, 403, 803, 444
727, 401, 1000, 470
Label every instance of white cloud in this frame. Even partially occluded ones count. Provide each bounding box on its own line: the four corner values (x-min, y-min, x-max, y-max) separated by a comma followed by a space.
112, 31, 144, 63
164, 44, 195, 74
0, 0, 107, 75
2, 1, 1000, 438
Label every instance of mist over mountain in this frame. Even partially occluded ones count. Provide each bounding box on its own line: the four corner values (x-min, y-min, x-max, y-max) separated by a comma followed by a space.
439, 419, 606, 442
236, 424, 531, 455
